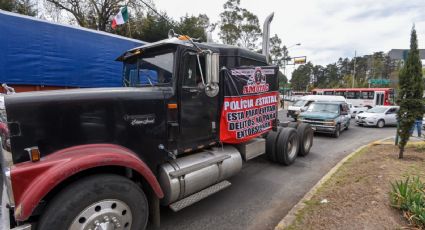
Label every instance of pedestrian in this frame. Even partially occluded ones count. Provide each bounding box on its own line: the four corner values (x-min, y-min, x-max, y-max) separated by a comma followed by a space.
410, 115, 423, 137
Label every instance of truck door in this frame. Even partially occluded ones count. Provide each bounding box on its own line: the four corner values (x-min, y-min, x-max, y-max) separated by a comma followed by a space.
178, 52, 217, 148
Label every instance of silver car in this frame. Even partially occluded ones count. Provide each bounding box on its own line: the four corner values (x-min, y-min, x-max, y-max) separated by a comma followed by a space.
355, 106, 399, 128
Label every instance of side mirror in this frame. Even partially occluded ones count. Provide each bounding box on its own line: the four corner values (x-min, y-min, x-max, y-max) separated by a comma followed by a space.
205, 52, 220, 97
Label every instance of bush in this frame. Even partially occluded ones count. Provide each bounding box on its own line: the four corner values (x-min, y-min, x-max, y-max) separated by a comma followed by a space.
390, 177, 425, 228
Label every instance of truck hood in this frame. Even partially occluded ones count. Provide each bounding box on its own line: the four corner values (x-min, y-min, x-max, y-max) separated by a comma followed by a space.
300, 112, 338, 120
5, 87, 170, 164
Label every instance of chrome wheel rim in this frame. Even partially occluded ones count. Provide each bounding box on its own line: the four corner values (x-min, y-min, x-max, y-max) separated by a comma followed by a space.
69, 199, 132, 230
304, 131, 313, 150
288, 134, 298, 159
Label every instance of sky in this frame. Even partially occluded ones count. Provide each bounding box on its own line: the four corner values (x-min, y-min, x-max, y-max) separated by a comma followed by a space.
153, 0, 425, 69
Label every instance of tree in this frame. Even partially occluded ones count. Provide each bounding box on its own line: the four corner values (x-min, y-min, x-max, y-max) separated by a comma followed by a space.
134, 12, 174, 42
0, 0, 37, 16
291, 62, 313, 91
269, 34, 285, 67
397, 26, 424, 159
238, 9, 261, 49
218, 0, 261, 50
219, 0, 241, 45
176, 14, 214, 42
45, 0, 130, 31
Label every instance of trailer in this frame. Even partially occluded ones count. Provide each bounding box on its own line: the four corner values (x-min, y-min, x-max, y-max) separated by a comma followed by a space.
0, 10, 145, 92
1, 15, 314, 230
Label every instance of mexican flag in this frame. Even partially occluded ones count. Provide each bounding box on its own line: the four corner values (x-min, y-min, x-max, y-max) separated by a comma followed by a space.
111, 6, 128, 29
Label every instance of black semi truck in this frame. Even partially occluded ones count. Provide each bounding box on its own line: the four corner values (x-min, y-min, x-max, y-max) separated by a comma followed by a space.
1, 15, 313, 230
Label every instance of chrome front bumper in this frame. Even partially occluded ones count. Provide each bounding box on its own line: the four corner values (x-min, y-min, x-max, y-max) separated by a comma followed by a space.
300, 120, 336, 133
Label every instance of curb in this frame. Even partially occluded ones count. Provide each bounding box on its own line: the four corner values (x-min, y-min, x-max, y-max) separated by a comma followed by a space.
274, 136, 394, 230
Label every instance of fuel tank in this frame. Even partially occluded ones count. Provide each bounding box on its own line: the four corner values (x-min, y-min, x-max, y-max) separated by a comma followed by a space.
159, 145, 242, 205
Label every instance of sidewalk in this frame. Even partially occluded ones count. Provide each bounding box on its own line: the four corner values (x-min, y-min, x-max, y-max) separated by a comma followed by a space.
276, 137, 425, 230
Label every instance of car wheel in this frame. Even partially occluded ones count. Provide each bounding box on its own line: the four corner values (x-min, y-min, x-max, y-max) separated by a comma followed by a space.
297, 123, 314, 157
333, 124, 340, 138
377, 119, 385, 128
37, 174, 149, 230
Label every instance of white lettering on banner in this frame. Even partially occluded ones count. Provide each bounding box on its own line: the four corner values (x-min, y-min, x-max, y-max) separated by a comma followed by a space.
255, 96, 277, 106
224, 99, 254, 111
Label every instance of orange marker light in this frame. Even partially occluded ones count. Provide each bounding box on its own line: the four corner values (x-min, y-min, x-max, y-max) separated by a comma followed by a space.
25, 147, 41, 162
168, 103, 178, 109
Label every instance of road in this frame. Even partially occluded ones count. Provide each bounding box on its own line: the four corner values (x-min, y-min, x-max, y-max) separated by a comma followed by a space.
1, 111, 396, 230
151, 112, 396, 230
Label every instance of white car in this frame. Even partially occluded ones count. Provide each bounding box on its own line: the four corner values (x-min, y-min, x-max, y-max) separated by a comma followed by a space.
348, 103, 368, 118
355, 106, 399, 128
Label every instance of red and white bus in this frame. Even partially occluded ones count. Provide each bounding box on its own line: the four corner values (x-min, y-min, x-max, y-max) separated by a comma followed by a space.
311, 88, 395, 108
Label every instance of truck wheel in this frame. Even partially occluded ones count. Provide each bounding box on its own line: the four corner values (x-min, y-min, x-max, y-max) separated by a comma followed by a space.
297, 123, 314, 157
276, 128, 299, 165
333, 124, 341, 138
266, 128, 281, 162
288, 122, 298, 128
38, 174, 148, 230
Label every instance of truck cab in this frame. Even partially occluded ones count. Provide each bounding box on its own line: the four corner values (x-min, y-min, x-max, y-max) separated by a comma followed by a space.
1, 32, 313, 229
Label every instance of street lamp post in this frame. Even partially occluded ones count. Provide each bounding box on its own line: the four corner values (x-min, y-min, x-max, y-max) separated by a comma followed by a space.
282, 43, 301, 76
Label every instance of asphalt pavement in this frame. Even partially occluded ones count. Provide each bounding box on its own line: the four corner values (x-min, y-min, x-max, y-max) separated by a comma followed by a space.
1, 111, 396, 230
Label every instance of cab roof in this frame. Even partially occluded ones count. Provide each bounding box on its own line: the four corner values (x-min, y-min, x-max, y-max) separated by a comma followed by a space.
116, 37, 267, 63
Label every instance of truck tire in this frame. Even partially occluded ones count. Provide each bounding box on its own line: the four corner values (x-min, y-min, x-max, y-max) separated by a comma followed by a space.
37, 174, 149, 230
288, 122, 298, 129
276, 128, 299, 165
266, 128, 281, 162
333, 124, 341, 138
297, 123, 314, 157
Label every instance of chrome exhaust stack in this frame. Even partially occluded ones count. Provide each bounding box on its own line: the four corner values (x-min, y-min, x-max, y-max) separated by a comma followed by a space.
262, 12, 274, 64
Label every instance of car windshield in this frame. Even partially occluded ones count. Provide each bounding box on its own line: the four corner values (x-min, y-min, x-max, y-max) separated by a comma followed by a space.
123, 50, 174, 87
307, 103, 339, 114
293, 100, 307, 107
367, 107, 388, 113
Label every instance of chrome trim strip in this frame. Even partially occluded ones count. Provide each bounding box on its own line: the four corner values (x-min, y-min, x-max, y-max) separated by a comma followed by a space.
0, 137, 15, 207
11, 224, 32, 230
4, 167, 15, 206
1, 183, 11, 230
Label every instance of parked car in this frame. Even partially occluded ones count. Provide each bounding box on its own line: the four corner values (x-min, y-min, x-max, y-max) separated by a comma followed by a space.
299, 101, 351, 138
287, 95, 346, 121
355, 106, 399, 128
348, 103, 368, 118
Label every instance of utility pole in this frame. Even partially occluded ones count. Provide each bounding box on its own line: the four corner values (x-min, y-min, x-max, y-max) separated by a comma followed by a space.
352, 50, 356, 88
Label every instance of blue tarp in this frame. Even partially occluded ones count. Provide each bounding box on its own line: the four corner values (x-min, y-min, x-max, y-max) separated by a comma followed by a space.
0, 10, 145, 87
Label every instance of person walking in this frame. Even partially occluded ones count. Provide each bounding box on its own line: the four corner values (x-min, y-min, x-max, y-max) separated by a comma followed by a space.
410, 114, 423, 138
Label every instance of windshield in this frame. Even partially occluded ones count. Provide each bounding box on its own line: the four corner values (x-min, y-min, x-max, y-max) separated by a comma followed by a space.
293, 100, 307, 107
307, 103, 339, 114
367, 107, 388, 113
124, 51, 174, 87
